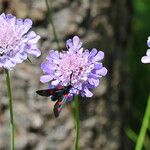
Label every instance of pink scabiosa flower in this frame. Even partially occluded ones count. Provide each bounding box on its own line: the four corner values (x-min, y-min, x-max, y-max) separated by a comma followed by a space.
0, 13, 41, 69
40, 36, 107, 99
141, 36, 150, 63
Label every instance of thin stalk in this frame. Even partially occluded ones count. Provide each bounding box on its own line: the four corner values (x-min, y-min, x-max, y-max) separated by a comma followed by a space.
135, 95, 150, 150
5, 69, 14, 150
45, 0, 60, 50
74, 96, 80, 150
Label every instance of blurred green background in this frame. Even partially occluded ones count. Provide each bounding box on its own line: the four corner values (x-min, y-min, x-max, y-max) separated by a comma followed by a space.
127, 0, 150, 149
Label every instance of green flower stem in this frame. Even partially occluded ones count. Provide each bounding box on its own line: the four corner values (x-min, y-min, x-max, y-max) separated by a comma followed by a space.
135, 95, 150, 150
5, 69, 14, 150
45, 0, 60, 50
74, 96, 80, 150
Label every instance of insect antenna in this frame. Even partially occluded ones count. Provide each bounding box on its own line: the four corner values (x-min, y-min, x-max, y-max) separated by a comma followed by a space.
69, 71, 73, 85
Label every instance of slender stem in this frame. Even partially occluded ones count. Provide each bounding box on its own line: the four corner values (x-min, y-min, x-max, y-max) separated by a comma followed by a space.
135, 95, 150, 150
5, 69, 15, 150
45, 0, 60, 50
74, 96, 80, 150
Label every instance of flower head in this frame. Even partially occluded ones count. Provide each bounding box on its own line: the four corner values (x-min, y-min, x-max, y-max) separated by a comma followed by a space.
40, 36, 107, 98
0, 13, 41, 69
141, 36, 150, 63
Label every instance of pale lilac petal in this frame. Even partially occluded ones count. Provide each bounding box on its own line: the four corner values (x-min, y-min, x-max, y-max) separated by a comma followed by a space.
51, 80, 60, 86
94, 63, 103, 69
27, 31, 36, 38
0, 13, 6, 20
41, 62, 54, 73
88, 72, 100, 79
47, 50, 59, 60
89, 48, 97, 58
88, 78, 99, 87
3, 60, 15, 69
11, 53, 27, 63
24, 44, 40, 57
66, 39, 72, 48
6, 14, 16, 24
147, 37, 150, 47
146, 49, 150, 56
28, 35, 40, 44
40, 75, 54, 83
16, 18, 23, 25
92, 51, 104, 62
70, 88, 79, 95
82, 49, 90, 58
96, 67, 108, 76
141, 56, 150, 63
141, 45, 150, 64
83, 87, 93, 97
73, 36, 82, 49
66, 35, 82, 50
27, 48, 41, 57
24, 18, 32, 26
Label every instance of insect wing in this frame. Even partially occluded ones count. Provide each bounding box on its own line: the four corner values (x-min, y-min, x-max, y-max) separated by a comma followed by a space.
53, 94, 68, 117
36, 88, 62, 97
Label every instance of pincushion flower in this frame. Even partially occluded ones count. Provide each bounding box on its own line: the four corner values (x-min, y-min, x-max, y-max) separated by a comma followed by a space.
40, 36, 107, 98
141, 36, 150, 63
0, 13, 41, 69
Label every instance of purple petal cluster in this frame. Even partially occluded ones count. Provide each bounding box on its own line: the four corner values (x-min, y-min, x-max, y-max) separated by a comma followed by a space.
141, 36, 150, 63
40, 36, 107, 98
0, 13, 41, 69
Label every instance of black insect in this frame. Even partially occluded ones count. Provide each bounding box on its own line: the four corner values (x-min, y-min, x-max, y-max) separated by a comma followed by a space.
36, 73, 73, 117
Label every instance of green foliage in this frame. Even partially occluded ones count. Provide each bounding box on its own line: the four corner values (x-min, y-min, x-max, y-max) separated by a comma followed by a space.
128, 0, 150, 149
135, 96, 150, 150
129, 0, 150, 117
129, 0, 150, 109
125, 128, 138, 143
